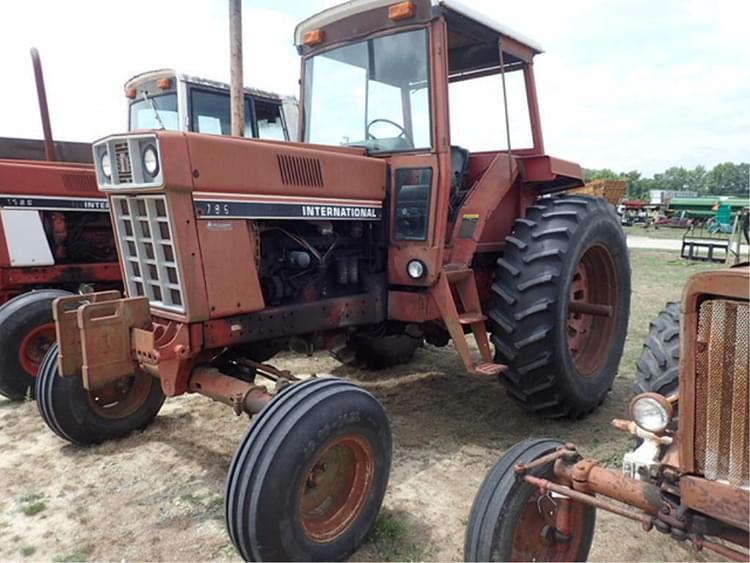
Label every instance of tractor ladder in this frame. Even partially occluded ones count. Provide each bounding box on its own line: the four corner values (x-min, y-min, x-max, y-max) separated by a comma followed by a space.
429, 264, 506, 376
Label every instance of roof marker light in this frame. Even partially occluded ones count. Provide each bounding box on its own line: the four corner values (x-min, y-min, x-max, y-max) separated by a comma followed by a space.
388, 1, 416, 21
303, 29, 325, 46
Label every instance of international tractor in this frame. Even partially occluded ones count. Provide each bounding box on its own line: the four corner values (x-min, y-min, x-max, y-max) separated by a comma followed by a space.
36, 1, 631, 560
465, 265, 749, 562
0, 56, 293, 401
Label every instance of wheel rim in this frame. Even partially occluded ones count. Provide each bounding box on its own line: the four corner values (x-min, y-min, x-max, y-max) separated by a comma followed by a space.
298, 434, 375, 543
86, 372, 153, 419
567, 244, 619, 376
512, 490, 588, 561
18, 323, 56, 377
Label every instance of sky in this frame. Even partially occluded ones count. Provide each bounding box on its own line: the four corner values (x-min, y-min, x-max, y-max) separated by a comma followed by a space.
1, 0, 748, 176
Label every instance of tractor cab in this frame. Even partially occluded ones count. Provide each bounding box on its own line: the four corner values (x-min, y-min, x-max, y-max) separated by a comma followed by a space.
296, 0, 582, 290
125, 69, 298, 140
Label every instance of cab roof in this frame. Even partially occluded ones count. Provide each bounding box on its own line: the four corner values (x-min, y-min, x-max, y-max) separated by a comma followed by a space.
294, 0, 543, 54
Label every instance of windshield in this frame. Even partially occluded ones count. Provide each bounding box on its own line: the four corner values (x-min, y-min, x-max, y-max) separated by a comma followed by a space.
303, 28, 431, 153
129, 93, 179, 131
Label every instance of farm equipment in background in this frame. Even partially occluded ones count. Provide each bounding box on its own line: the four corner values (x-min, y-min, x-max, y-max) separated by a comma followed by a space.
569, 178, 627, 207
680, 203, 749, 263
0, 53, 294, 401
35, 0, 631, 560
466, 265, 749, 562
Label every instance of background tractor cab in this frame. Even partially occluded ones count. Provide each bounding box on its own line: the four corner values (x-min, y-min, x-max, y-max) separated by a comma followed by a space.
125, 69, 299, 140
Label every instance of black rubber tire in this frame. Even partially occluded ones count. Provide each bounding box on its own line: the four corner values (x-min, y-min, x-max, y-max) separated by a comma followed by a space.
0, 289, 72, 401
489, 195, 631, 418
35, 344, 165, 446
333, 326, 421, 370
225, 377, 391, 561
465, 438, 596, 562
634, 302, 680, 396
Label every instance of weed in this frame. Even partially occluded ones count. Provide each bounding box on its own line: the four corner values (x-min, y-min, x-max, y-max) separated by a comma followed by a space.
21, 502, 46, 516
20, 546, 36, 557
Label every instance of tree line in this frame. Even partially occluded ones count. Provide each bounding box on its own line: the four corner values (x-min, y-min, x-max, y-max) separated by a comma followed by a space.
584, 162, 749, 199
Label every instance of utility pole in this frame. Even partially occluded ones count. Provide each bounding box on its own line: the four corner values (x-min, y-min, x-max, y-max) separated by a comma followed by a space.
229, 0, 245, 137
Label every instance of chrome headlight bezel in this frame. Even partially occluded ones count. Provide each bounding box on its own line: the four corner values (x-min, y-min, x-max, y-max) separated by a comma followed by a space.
142, 143, 160, 177
407, 259, 426, 279
630, 393, 673, 433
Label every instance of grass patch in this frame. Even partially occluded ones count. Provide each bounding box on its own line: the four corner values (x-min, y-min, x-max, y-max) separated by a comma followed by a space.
52, 547, 92, 563
17, 490, 47, 517
365, 511, 433, 562
20, 546, 36, 557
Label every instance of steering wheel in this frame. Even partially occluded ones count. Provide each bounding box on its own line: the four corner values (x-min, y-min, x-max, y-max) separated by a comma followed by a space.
366, 118, 413, 146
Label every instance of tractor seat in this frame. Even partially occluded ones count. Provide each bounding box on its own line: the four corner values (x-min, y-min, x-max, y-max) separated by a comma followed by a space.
451, 146, 470, 193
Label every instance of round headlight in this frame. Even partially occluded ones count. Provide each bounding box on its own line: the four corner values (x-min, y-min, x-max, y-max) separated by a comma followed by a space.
407, 259, 426, 279
630, 393, 672, 433
100, 151, 111, 179
142, 144, 159, 177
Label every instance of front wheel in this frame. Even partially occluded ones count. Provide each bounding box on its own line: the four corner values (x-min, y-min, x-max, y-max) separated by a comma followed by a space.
225, 377, 391, 561
465, 438, 596, 562
36, 344, 165, 445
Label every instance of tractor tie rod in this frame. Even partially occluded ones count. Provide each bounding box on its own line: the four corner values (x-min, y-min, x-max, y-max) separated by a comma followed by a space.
523, 474, 654, 531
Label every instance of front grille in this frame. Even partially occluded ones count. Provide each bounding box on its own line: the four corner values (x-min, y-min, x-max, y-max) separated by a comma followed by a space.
114, 142, 133, 184
277, 153, 323, 187
694, 298, 749, 487
111, 195, 185, 313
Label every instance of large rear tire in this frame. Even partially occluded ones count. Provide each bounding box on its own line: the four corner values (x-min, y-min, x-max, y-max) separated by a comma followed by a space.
0, 289, 72, 401
489, 195, 631, 418
225, 377, 391, 561
465, 438, 596, 562
634, 302, 680, 396
35, 344, 165, 445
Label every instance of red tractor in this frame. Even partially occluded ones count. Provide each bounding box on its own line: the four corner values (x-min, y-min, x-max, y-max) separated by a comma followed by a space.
0, 56, 294, 401
37, 1, 630, 560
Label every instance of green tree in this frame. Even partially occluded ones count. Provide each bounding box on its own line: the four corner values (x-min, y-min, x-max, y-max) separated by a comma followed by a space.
705, 162, 750, 196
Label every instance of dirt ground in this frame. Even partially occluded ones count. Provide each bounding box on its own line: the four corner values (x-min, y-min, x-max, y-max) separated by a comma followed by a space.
0, 250, 721, 562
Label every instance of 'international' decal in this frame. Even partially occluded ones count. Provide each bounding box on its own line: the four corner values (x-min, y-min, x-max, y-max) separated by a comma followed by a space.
0, 194, 109, 212
194, 198, 382, 221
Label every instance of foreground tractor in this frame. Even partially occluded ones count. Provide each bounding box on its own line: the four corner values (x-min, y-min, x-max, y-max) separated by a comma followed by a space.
466, 265, 749, 562
37, 1, 630, 560
0, 57, 292, 401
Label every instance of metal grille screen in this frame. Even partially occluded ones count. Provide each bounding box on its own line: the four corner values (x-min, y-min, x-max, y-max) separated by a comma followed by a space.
112, 195, 185, 313
694, 298, 749, 487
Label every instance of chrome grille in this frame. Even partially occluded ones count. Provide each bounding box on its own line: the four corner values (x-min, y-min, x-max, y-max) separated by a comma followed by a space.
112, 195, 185, 313
694, 298, 749, 487
114, 142, 133, 184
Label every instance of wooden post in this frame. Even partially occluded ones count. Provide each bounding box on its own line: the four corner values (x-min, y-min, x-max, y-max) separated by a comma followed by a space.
229, 0, 245, 137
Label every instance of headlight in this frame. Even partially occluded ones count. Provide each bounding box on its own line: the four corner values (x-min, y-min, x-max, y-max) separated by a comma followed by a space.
142, 144, 159, 177
100, 151, 112, 179
630, 393, 672, 433
407, 259, 426, 279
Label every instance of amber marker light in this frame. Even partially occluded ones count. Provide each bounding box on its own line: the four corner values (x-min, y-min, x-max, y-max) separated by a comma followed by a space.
303, 29, 325, 46
157, 78, 172, 90
125, 88, 137, 99
388, 1, 416, 21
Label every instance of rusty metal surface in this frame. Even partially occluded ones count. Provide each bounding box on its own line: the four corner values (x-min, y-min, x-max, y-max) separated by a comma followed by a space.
681, 475, 750, 532
188, 366, 272, 415
693, 298, 749, 487
196, 219, 264, 316
555, 458, 662, 515
692, 536, 750, 562
524, 474, 654, 529
77, 297, 151, 389
679, 266, 750, 477
52, 291, 122, 377
203, 288, 386, 349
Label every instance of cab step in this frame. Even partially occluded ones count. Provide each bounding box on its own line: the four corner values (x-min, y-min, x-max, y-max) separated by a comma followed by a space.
459, 312, 487, 325
471, 362, 507, 376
